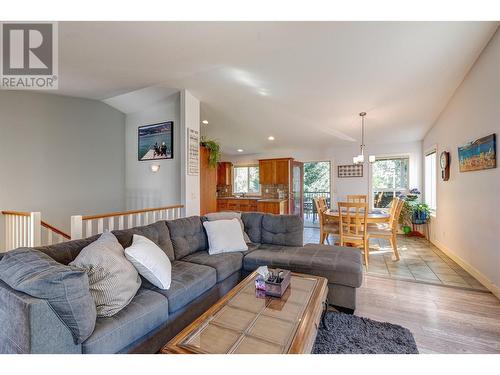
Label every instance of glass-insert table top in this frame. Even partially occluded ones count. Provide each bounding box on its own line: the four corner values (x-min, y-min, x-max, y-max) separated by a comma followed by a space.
179, 274, 318, 354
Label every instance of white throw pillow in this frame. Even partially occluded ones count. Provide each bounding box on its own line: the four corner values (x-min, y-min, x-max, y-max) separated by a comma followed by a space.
203, 219, 249, 255
125, 234, 172, 290
205, 211, 252, 243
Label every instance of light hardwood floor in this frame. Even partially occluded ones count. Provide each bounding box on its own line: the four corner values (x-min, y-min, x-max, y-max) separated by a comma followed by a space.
355, 275, 500, 353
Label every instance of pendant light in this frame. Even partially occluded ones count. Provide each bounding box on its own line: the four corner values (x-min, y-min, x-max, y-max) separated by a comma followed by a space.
353, 112, 375, 165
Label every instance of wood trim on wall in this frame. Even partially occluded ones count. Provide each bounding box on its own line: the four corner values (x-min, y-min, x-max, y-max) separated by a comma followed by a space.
430, 238, 500, 300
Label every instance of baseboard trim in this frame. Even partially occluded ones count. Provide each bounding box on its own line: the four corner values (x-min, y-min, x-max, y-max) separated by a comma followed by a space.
430, 238, 500, 300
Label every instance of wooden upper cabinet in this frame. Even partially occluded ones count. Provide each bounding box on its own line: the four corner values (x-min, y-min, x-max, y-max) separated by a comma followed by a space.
259, 158, 292, 185
259, 160, 275, 185
275, 159, 290, 185
217, 162, 233, 186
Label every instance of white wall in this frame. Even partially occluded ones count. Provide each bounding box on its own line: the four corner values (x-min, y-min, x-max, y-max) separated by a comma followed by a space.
223, 140, 422, 206
125, 93, 181, 209
0, 91, 126, 238
423, 29, 500, 296
180, 90, 201, 217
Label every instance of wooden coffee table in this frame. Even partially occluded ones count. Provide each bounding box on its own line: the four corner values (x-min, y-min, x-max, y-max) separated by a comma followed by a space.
161, 271, 328, 354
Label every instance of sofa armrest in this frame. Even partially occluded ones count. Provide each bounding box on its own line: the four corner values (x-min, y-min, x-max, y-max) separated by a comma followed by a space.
0, 280, 81, 353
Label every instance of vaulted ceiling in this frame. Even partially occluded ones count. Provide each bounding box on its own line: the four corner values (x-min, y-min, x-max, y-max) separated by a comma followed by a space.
56, 21, 498, 154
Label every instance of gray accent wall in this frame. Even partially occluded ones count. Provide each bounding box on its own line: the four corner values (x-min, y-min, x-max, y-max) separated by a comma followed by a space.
124, 92, 181, 210
0, 91, 126, 239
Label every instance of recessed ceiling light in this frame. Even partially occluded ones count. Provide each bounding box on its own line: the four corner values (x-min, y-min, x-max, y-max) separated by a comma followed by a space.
268, 136, 275, 141
258, 90, 268, 96
202, 120, 209, 125
237, 149, 243, 153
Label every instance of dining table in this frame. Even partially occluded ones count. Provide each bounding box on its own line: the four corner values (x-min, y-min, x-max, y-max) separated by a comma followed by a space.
324, 209, 390, 223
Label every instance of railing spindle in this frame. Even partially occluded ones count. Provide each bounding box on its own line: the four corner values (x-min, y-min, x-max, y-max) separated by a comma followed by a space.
118, 215, 124, 230
97, 218, 104, 234
86, 220, 92, 238
108, 217, 114, 231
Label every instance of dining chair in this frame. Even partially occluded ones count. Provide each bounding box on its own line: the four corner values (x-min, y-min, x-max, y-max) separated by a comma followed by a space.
347, 194, 368, 203
366, 197, 404, 261
313, 197, 338, 245
338, 201, 369, 266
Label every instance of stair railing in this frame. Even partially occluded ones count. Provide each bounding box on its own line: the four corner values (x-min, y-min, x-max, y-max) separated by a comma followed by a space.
1, 211, 70, 251
70, 204, 183, 240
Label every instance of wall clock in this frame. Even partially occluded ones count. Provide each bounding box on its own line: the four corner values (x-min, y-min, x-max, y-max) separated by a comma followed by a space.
440, 151, 450, 181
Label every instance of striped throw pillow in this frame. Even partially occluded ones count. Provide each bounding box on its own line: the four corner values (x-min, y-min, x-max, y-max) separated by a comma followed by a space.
70, 232, 141, 317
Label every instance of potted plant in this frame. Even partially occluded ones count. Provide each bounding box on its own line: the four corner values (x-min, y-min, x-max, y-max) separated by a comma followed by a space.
412, 203, 431, 224
398, 188, 420, 233
199, 137, 221, 168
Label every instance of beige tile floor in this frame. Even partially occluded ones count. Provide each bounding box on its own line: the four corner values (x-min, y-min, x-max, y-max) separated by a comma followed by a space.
303, 227, 488, 292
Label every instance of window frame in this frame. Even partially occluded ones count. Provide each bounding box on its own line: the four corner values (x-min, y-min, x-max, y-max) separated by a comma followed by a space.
232, 164, 261, 195
424, 147, 437, 215
369, 155, 410, 209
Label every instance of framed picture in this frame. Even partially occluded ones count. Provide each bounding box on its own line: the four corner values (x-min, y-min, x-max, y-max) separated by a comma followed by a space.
338, 164, 363, 178
458, 133, 496, 172
138, 121, 174, 161
187, 127, 199, 175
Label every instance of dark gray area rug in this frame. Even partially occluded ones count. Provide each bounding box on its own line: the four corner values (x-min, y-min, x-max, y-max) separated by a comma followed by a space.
313, 312, 419, 354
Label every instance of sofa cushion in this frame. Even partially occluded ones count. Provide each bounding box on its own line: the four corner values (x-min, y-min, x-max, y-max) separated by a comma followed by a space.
182, 251, 243, 282
113, 221, 175, 261
82, 288, 169, 354
32, 221, 174, 265
243, 244, 363, 288
241, 212, 264, 244
69, 232, 142, 317
261, 214, 303, 247
166, 217, 208, 259
141, 261, 216, 313
0, 248, 96, 344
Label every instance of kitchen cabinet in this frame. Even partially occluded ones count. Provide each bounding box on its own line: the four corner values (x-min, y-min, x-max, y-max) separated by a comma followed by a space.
217, 198, 258, 212
258, 160, 275, 185
200, 146, 217, 215
258, 158, 292, 185
257, 200, 286, 215
217, 162, 233, 186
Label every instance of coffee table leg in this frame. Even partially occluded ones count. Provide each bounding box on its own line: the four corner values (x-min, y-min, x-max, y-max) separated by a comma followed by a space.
320, 299, 329, 328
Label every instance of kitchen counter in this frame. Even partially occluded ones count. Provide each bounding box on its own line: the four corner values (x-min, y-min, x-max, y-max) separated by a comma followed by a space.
217, 197, 286, 202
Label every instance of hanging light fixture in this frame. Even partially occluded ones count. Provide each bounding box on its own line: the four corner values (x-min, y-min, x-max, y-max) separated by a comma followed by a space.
353, 112, 376, 165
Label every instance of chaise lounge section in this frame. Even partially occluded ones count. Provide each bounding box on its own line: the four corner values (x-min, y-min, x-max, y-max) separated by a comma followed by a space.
0, 213, 363, 354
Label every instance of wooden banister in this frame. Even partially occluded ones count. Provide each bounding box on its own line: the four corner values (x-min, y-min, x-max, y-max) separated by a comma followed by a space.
1, 210, 30, 217
81, 205, 184, 221
41, 221, 70, 240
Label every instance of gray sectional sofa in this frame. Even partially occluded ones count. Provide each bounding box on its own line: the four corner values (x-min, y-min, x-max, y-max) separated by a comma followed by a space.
0, 212, 363, 354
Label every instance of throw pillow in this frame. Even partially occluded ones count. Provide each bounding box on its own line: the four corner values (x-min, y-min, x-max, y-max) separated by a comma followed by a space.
204, 211, 252, 243
125, 234, 172, 290
0, 248, 96, 344
70, 231, 141, 317
203, 218, 248, 255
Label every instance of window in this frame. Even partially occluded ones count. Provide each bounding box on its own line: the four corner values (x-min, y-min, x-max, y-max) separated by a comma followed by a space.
371, 157, 409, 208
233, 165, 260, 194
425, 151, 437, 211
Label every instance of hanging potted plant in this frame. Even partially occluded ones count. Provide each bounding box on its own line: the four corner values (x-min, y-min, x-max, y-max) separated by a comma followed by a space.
199, 137, 221, 168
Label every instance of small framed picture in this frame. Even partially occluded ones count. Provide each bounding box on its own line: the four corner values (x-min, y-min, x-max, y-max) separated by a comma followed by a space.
338, 164, 363, 178
138, 121, 174, 161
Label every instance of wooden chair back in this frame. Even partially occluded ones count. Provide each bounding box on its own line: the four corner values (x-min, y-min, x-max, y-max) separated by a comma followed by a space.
313, 197, 327, 225
347, 194, 367, 203
388, 197, 405, 231
338, 201, 368, 239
